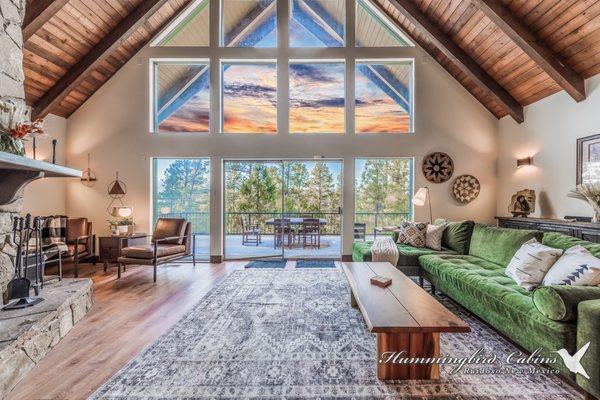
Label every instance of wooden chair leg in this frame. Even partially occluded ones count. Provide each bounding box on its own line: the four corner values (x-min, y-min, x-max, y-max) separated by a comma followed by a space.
153, 262, 157, 282
117, 263, 121, 279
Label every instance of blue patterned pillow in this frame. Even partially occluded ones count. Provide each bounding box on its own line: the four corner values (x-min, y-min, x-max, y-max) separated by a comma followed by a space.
542, 245, 600, 286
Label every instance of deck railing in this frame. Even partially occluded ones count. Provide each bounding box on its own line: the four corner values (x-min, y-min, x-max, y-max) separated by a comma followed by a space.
157, 211, 410, 236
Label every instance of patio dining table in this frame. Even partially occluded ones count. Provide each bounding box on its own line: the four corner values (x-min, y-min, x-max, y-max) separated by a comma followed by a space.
265, 218, 327, 226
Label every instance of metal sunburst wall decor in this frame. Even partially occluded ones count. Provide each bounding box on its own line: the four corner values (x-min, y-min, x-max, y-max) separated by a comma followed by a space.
422, 152, 454, 183
452, 174, 481, 203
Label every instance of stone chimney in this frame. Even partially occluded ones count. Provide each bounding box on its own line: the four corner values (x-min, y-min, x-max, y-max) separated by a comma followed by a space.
0, 0, 26, 302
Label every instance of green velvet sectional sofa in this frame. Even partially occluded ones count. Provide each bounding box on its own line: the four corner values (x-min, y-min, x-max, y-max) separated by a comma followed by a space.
352, 220, 600, 399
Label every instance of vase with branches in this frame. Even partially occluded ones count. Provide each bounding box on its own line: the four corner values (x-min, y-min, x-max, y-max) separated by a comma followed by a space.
0, 101, 44, 156
568, 183, 600, 222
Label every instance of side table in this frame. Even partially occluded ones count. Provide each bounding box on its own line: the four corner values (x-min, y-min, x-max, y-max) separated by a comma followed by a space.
99, 233, 147, 271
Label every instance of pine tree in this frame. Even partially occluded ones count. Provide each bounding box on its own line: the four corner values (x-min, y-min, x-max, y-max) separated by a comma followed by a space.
159, 159, 209, 213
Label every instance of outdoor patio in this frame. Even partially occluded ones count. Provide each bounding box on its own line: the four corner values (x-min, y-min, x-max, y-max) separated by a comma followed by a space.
191, 234, 341, 260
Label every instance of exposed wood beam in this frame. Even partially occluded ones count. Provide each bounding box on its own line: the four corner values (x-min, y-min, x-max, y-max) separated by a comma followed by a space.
32, 0, 173, 120
379, 0, 524, 123
22, 0, 70, 41
472, 0, 585, 102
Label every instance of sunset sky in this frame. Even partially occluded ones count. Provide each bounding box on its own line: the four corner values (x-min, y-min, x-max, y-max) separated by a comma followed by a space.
290, 62, 345, 133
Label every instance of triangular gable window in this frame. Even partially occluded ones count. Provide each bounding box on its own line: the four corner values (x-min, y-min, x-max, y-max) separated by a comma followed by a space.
152, 0, 210, 47
355, 0, 413, 47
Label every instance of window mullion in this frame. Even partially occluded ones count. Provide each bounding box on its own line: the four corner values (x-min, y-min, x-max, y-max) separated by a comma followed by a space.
345, 0, 355, 137
278, 0, 290, 136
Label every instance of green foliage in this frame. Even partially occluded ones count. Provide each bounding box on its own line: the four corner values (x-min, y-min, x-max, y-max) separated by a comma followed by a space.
157, 159, 210, 213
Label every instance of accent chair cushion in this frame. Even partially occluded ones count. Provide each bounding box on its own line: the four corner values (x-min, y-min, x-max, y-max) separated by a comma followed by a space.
542, 245, 600, 286
505, 238, 563, 290
469, 223, 540, 266
396, 221, 427, 248
152, 218, 187, 245
434, 219, 474, 254
66, 217, 88, 244
533, 285, 600, 322
121, 244, 186, 259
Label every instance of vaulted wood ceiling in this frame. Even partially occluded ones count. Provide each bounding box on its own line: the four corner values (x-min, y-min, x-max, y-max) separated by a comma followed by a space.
23, 0, 600, 123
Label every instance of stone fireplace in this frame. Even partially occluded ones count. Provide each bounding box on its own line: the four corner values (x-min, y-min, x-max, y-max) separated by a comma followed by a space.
0, 0, 26, 302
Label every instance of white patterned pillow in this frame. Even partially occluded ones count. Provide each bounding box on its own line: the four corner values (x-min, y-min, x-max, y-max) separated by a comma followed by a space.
396, 221, 427, 248
425, 224, 445, 251
542, 245, 600, 286
505, 239, 562, 290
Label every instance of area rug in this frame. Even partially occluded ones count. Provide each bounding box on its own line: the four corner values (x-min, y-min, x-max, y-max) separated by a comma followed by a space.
295, 259, 337, 268
91, 269, 582, 399
244, 259, 287, 268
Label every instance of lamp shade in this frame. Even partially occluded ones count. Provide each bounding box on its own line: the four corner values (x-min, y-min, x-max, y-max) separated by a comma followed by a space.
110, 206, 133, 218
412, 187, 428, 206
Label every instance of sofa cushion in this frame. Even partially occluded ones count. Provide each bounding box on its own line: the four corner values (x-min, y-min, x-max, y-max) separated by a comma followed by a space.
434, 219, 474, 254
469, 224, 541, 266
152, 218, 187, 245
533, 285, 600, 322
419, 253, 576, 360
121, 244, 186, 259
542, 232, 600, 257
352, 241, 456, 266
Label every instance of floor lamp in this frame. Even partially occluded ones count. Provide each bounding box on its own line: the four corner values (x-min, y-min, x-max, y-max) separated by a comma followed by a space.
412, 187, 433, 223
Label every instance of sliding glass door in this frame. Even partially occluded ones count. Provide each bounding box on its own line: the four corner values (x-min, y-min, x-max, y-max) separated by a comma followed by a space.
152, 158, 210, 260
223, 160, 343, 260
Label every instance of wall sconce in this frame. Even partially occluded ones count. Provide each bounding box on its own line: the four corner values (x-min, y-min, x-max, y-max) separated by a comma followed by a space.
517, 156, 533, 168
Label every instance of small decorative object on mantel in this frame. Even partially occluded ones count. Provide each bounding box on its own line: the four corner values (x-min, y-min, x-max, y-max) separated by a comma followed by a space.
422, 152, 454, 183
568, 183, 600, 223
81, 153, 97, 187
0, 101, 44, 156
508, 189, 536, 217
370, 275, 392, 288
576, 133, 600, 185
452, 174, 480, 203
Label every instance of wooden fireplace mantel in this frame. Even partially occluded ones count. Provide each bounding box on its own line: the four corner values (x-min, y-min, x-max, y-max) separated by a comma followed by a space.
0, 151, 82, 205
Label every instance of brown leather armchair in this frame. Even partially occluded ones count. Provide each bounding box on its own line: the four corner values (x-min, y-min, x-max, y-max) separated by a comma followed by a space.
46, 217, 96, 278
117, 218, 195, 282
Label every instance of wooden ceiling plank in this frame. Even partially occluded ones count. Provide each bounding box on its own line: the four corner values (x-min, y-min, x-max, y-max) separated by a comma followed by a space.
32, 0, 175, 120
23, 0, 70, 41
379, 0, 523, 122
473, 0, 586, 102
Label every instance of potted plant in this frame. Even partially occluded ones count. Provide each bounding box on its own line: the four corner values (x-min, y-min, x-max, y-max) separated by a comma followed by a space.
0, 101, 44, 156
117, 217, 134, 235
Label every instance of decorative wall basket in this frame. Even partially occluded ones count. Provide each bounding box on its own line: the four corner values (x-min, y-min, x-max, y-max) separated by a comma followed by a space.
452, 174, 480, 203
422, 152, 454, 183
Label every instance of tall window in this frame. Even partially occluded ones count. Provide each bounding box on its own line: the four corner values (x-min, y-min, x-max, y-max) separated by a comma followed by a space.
151, 0, 415, 134
222, 61, 277, 133
289, 61, 345, 134
152, 158, 211, 260
152, 61, 210, 133
354, 158, 413, 237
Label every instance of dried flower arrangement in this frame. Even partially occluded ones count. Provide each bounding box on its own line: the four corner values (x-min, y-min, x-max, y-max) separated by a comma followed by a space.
568, 183, 600, 222
0, 101, 44, 156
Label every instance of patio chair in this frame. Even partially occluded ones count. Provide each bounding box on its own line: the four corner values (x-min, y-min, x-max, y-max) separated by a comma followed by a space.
273, 218, 293, 249
301, 218, 321, 249
240, 216, 261, 246
118, 218, 195, 282
353, 222, 366, 241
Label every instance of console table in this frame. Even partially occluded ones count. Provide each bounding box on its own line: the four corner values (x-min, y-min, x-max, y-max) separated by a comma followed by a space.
496, 217, 600, 243
99, 233, 147, 270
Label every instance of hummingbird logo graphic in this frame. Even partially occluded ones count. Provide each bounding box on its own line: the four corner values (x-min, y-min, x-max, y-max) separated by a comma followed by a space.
555, 342, 590, 379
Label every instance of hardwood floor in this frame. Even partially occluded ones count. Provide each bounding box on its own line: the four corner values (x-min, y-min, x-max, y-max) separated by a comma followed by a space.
7, 260, 248, 400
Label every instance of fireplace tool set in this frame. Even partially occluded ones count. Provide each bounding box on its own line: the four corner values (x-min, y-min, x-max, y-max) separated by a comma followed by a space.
2, 214, 45, 310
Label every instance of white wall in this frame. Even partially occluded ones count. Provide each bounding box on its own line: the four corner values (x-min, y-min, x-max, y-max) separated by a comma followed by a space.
21, 114, 68, 216
497, 75, 600, 219
65, 45, 499, 258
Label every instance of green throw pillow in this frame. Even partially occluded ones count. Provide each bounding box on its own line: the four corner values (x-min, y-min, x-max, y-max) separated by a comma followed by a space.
533, 285, 600, 322
434, 219, 474, 255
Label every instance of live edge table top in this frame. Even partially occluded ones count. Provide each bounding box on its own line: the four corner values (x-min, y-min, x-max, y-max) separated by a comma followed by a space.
341, 262, 470, 334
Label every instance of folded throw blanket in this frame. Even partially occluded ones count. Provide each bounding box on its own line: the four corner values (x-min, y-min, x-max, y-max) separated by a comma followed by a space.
371, 236, 399, 266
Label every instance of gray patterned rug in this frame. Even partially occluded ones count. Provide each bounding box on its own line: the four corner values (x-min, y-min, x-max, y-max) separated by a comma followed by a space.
91, 269, 581, 399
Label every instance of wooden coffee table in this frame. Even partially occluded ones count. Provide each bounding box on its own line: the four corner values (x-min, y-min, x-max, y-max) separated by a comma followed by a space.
342, 262, 470, 380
